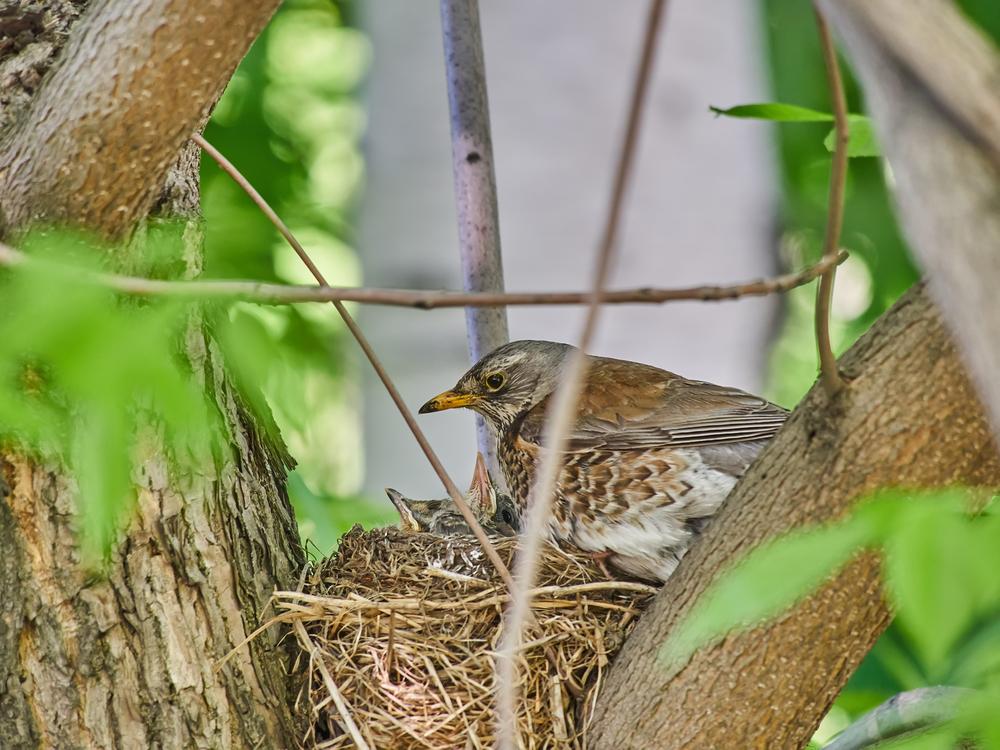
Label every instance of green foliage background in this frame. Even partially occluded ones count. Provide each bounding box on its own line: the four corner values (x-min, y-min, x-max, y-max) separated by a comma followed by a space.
202, 0, 394, 554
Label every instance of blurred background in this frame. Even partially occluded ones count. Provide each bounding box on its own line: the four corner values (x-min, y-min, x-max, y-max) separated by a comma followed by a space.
200, 0, 999, 743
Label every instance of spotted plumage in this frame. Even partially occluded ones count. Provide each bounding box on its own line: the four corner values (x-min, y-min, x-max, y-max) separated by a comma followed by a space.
420, 340, 787, 581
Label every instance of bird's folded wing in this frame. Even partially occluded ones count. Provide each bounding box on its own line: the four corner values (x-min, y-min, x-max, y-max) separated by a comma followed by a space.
519, 356, 789, 451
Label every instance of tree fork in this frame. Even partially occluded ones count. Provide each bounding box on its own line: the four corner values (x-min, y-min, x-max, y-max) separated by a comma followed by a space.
590, 284, 1000, 748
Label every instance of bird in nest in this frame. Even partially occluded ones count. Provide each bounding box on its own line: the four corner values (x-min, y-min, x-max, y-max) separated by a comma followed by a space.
386, 452, 520, 537
420, 340, 787, 582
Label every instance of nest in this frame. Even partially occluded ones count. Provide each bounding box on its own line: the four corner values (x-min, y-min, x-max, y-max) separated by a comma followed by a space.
276, 525, 657, 749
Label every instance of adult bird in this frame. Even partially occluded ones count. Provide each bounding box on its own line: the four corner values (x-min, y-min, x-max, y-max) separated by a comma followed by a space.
420, 340, 787, 581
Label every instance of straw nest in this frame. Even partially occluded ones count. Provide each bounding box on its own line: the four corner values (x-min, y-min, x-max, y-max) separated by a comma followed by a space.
275, 525, 658, 749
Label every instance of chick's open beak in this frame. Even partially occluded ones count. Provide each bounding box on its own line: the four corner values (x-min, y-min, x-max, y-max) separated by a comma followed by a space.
467, 452, 495, 515
419, 389, 478, 414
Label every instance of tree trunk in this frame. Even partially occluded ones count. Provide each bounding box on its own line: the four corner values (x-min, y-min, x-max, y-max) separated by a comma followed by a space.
589, 286, 1000, 749
0, 1, 304, 748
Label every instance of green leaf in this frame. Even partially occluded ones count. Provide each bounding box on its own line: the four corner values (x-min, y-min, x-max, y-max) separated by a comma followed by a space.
0, 229, 221, 564
710, 103, 881, 158
710, 102, 834, 122
664, 517, 875, 663
76, 404, 132, 565
824, 115, 881, 157
884, 505, 979, 675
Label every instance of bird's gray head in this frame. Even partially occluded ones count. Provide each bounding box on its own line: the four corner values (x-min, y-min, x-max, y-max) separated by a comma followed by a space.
419, 340, 574, 431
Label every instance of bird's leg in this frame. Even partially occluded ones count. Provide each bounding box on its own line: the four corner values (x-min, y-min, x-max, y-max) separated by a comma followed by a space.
588, 550, 615, 579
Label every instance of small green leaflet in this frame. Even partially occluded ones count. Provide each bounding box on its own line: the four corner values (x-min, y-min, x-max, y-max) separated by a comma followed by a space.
823, 115, 880, 158
710, 102, 834, 122
710, 102, 881, 158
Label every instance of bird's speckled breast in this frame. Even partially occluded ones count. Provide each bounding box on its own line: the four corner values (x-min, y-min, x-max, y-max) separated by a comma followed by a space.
499, 430, 751, 581
502, 433, 709, 527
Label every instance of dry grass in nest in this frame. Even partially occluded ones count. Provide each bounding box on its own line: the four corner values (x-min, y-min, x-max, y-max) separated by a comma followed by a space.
275, 525, 657, 749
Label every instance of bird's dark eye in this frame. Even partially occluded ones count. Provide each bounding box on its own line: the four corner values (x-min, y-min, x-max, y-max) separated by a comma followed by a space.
502, 508, 514, 525
484, 371, 506, 391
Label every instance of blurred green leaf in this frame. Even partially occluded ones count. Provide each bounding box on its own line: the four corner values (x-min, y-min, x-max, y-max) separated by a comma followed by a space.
201, 0, 368, 542
824, 115, 881, 157
948, 619, 1000, 687
0, 230, 217, 563
875, 724, 959, 750
885, 504, 996, 674
664, 517, 875, 662
76, 404, 131, 565
288, 471, 395, 557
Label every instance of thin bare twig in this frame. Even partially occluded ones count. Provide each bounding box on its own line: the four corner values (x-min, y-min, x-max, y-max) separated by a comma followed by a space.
191, 132, 515, 592
821, 687, 971, 750
814, 6, 849, 395
440, 0, 510, 476
495, 2, 667, 747
0, 240, 846, 307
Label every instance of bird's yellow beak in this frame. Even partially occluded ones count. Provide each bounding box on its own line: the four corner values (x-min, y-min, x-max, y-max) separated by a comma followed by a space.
419, 389, 478, 413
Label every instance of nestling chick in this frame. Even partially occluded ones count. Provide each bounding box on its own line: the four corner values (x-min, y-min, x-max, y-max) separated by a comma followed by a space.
386, 452, 519, 537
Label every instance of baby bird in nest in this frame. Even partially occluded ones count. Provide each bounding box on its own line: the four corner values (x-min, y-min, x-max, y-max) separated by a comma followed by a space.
420, 340, 787, 582
386, 453, 520, 537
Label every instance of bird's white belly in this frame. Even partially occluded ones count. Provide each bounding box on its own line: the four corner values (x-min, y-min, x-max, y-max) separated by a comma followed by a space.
548, 448, 738, 582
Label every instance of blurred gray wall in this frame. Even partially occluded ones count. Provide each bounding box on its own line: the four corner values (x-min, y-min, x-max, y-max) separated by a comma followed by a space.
358, 0, 778, 499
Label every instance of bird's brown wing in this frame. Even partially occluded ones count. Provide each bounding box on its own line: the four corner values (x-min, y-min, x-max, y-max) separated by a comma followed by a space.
518, 355, 788, 451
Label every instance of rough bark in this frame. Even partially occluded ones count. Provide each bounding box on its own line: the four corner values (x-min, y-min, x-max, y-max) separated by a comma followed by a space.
0, 0, 282, 237
0, 1, 304, 748
589, 286, 1000, 749
813, 0, 1000, 442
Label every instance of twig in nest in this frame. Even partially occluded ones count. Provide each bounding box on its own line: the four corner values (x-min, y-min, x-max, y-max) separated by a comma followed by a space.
293, 619, 371, 750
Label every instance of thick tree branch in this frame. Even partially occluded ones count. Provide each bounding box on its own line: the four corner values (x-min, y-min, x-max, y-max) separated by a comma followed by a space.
0, 240, 846, 308
590, 284, 1000, 748
815, 0, 1000, 439
0, 0, 282, 237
